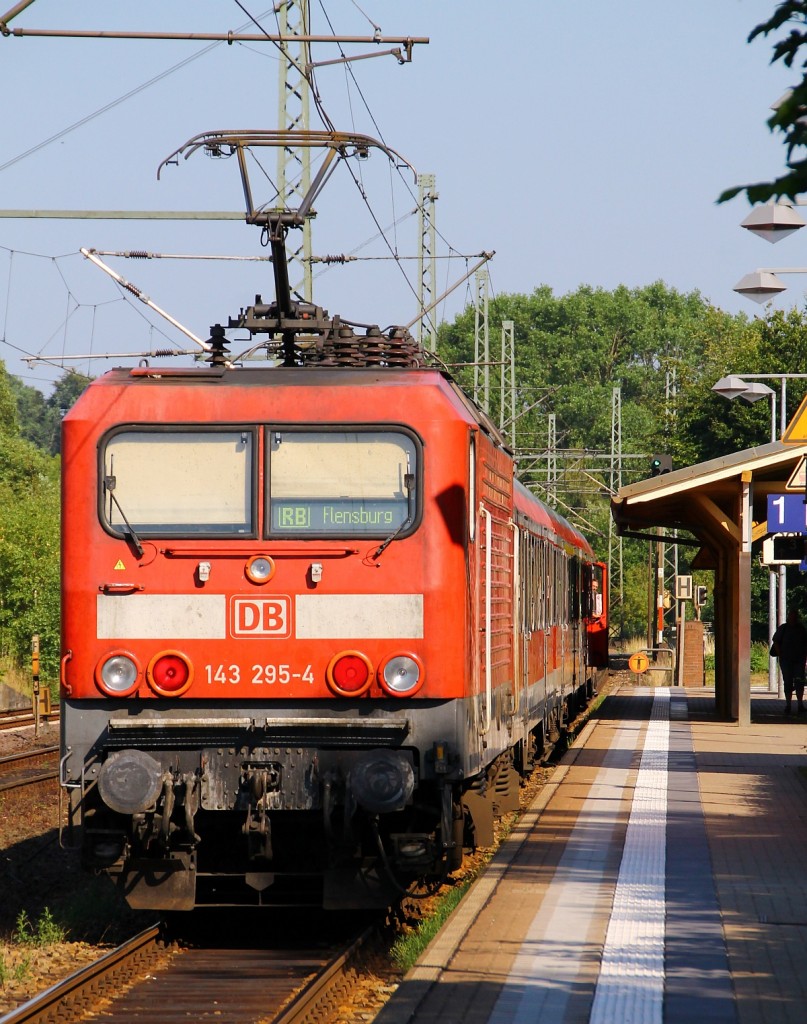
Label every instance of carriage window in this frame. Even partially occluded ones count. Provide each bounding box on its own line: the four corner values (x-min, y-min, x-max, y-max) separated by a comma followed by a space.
591, 564, 604, 618
268, 430, 418, 536
102, 431, 254, 536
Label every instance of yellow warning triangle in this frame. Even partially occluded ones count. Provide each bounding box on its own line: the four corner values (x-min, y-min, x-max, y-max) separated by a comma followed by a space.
787, 456, 807, 490
782, 395, 807, 443
113, 559, 126, 571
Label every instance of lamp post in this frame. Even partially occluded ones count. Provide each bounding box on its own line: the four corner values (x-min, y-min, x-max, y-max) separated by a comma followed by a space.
712, 375, 780, 694
713, 373, 807, 694
731, 204, 807, 690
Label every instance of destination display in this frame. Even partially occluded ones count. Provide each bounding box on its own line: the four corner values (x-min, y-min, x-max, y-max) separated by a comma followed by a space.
271, 499, 407, 534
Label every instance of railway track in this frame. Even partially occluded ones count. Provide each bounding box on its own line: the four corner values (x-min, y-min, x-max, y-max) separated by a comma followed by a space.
0, 920, 378, 1024
0, 708, 59, 733
0, 747, 59, 793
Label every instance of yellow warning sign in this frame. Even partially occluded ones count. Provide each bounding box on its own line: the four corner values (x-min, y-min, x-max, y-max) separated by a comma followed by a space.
786, 455, 807, 491
628, 651, 650, 674
113, 559, 126, 571
782, 395, 807, 444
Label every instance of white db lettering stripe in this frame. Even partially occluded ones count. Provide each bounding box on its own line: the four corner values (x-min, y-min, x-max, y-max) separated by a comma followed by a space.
97, 594, 226, 639
295, 594, 424, 639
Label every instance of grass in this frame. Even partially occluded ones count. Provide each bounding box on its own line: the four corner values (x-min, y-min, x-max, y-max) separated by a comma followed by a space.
0, 953, 32, 987
0, 910, 65, 992
12, 909, 67, 948
389, 878, 474, 974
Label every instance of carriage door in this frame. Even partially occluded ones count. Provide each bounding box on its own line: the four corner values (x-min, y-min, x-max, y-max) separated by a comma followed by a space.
569, 555, 581, 693
477, 449, 515, 735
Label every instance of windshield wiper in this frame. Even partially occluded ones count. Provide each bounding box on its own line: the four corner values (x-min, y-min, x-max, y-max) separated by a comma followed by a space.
104, 475, 145, 559
371, 473, 415, 561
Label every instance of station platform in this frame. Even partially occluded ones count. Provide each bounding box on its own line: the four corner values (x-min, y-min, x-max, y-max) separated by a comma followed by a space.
376, 684, 807, 1024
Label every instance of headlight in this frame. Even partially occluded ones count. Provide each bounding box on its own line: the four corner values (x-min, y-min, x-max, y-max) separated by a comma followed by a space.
95, 652, 140, 696
147, 650, 193, 696
378, 654, 424, 697
349, 750, 414, 813
246, 555, 276, 584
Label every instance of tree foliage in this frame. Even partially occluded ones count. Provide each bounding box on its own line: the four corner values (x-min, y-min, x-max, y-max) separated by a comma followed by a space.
0, 361, 61, 680
436, 281, 807, 639
720, 1, 807, 203
10, 371, 92, 455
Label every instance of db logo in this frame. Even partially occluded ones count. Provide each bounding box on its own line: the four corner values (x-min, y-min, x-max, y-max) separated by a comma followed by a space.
231, 596, 292, 638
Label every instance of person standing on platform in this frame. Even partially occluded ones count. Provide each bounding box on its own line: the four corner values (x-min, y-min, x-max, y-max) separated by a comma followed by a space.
771, 609, 807, 714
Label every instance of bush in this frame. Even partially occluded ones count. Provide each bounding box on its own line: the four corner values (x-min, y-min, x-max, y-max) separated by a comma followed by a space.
12, 909, 67, 947
750, 641, 770, 674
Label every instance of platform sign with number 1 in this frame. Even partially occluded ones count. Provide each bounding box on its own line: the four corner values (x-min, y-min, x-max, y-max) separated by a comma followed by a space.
767, 494, 807, 534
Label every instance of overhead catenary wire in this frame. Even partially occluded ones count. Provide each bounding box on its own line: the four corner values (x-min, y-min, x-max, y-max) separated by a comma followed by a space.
1, 2, 487, 382
0, 9, 279, 174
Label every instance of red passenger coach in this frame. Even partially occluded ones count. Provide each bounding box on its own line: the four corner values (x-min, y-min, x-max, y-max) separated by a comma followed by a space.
60, 359, 607, 910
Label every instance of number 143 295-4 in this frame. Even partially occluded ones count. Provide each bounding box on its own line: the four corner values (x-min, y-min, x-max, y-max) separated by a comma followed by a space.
205, 664, 315, 685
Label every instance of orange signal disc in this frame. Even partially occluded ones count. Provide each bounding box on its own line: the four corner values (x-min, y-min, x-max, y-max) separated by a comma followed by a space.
628, 651, 650, 674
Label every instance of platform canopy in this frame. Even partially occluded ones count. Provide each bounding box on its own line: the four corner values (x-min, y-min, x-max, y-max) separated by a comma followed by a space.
611, 441, 807, 724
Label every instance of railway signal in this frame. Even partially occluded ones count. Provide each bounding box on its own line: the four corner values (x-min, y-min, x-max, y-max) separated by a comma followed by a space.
650, 454, 672, 476
31, 634, 40, 738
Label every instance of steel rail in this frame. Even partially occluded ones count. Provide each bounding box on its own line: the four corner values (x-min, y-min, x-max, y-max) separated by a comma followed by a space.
270, 927, 374, 1024
0, 709, 59, 732
0, 926, 163, 1024
0, 768, 59, 794
0, 747, 59, 792
0, 924, 372, 1024
0, 746, 59, 768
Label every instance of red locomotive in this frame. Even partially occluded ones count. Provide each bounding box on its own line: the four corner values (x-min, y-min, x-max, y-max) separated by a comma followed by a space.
59, 131, 608, 910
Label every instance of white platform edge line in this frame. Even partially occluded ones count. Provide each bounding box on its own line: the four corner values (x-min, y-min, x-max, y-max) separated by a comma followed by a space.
589, 689, 670, 1024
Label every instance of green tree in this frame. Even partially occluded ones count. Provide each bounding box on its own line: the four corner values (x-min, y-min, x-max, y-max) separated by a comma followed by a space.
720, 1, 807, 203
9, 377, 50, 451
10, 371, 91, 455
0, 362, 60, 679
436, 282, 771, 638
0, 361, 18, 436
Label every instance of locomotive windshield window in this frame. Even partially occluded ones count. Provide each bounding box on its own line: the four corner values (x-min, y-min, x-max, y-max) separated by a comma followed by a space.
268, 430, 418, 536
102, 431, 254, 535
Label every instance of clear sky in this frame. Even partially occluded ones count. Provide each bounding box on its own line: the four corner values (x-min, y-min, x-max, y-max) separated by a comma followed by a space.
0, 1, 800, 393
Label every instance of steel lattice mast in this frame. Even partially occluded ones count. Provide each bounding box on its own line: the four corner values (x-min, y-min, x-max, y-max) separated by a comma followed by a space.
277, 0, 313, 303
500, 319, 515, 447
473, 268, 490, 413
609, 386, 625, 638
417, 173, 438, 350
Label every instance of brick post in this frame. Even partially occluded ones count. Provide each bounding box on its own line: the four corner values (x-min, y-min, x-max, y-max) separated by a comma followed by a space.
683, 619, 705, 686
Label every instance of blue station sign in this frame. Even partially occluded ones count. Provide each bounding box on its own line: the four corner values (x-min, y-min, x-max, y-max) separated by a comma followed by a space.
767, 494, 807, 534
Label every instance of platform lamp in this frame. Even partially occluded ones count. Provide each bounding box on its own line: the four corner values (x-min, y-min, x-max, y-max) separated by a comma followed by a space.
734, 203, 807, 301
733, 268, 807, 303
712, 375, 779, 694
740, 199, 806, 244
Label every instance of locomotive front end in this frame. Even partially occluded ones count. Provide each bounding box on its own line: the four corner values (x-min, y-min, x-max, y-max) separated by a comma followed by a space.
60, 366, 476, 910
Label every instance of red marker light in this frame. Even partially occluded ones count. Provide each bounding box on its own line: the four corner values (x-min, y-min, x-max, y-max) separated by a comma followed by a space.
147, 651, 193, 696
326, 651, 373, 696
